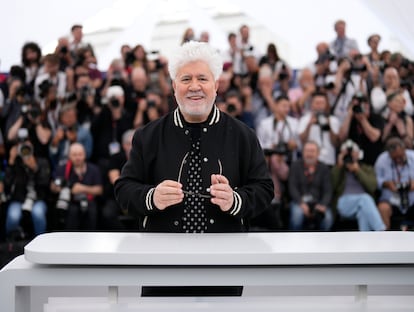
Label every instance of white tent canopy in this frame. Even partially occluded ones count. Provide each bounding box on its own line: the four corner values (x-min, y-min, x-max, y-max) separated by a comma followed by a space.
2, 0, 413, 71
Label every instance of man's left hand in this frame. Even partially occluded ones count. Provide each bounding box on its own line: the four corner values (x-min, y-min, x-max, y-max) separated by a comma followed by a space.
210, 174, 234, 212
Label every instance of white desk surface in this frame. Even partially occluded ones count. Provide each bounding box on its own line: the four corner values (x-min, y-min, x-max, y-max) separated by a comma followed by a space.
24, 231, 414, 266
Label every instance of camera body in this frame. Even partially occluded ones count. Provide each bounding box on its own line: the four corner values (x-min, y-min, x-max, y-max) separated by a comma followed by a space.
352, 92, 367, 114
302, 194, 325, 227
110, 97, 121, 108
316, 112, 330, 131
73, 193, 89, 212
396, 181, 411, 213
38, 79, 53, 98
79, 85, 94, 102
22, 183, 37, 212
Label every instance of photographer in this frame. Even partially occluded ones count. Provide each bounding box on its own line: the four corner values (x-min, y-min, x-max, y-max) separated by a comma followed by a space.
3, 139, 50, 237
338, 92, 384, 165
332, 53, 373, 123
49, 103, 93, 168
257, 95, 300, 163
72, 72, 98, 127
298, 92, 340, 166
51, 143, 102, 230
101, 129, 135, 230
217, 90, 254, 129
332, 140, 385, 231
34, 54, 67, 102
375, 137, 414, 230
90, 86, 133, 182
371, 67, 413, 117
288, 141, 334, 231
382, 90, 413, 149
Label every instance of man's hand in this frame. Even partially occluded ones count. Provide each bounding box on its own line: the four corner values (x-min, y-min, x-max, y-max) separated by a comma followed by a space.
210, 174, 234, 212
153, 180, 184, 210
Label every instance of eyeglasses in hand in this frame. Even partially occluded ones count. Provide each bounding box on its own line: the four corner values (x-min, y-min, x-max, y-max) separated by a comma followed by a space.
177, 152, 222, 199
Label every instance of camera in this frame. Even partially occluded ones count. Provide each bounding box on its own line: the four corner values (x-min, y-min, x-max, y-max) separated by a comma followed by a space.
110, 97, 121, 108
397, 182, 410, 213
316, 112, 330, 131
352, 92, 367, 114
22, 184, 37, 212
38, 79, 53, 98
60, 46, 68, 54
302, 194, 325, 229
55, 178, 71, 210
351, 64, 367, 73
79, 85, 93, 102
18, 143, 33, 158
147, 100, 156, 108
273, 142, 289, 155
226, 102, 237, 114
28, 106, 41, 120
73, 193, 89, 212
342, 140, 355, 165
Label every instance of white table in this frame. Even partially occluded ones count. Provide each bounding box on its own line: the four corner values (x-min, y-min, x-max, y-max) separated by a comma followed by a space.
1, 232, 414, 311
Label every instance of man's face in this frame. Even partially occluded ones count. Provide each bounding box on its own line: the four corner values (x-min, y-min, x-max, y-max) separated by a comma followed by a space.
276, 99, 290, 118
69, 145, 86, 167
172, 60, 218, 123
390, 146, 407, 166
311, 95, 328, 113
45, 61, 59, 76
303, 143, 319, 165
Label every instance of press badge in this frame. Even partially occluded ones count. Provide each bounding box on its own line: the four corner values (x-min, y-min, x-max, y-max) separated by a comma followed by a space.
108, 141, 121, 155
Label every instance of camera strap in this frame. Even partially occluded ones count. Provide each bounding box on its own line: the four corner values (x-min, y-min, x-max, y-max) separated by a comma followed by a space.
64, 160, 72, 180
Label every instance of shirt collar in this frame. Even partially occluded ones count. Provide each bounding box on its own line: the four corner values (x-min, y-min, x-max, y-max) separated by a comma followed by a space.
173, 105, 220, 128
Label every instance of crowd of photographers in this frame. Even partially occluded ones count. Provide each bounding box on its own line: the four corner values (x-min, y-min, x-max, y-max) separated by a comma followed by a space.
0, 20, 414, 240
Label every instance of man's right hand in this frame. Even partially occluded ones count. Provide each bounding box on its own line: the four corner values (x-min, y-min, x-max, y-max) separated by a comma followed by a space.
153, 180, 184, 210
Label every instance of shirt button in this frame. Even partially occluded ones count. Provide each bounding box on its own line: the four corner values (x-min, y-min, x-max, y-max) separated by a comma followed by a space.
173, 220, 179, 226
206, 187, 210, 192
203, 128, 207, 133
203, 157, 208, 162
209, 219, 215, 224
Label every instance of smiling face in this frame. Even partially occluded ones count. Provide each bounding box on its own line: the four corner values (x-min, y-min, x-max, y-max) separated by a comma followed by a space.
172, 60, 219, 123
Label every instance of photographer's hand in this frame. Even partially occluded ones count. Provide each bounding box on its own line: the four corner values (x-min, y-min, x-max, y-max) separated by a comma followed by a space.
382, 181, 398, 193
346, 161, 360, 173
300, 202, 311, 217
8, 146, 18, 166
210, 174, 234, 212
315, 204, 327, 214
23, 155, 38, 172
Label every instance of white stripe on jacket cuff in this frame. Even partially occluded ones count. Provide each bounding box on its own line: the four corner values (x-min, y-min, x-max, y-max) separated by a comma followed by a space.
229, 191, 242, 216
145, 188, 155, 211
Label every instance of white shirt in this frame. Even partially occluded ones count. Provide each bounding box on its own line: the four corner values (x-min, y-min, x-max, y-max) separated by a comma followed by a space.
257, 115, 299, 149
298, 112, 340, 166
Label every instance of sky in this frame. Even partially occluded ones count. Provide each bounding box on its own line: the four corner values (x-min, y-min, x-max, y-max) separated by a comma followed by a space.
2, 0, 413, 71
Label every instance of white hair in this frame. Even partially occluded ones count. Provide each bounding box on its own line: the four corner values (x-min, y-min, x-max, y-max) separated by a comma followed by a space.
168, 41, 223, 81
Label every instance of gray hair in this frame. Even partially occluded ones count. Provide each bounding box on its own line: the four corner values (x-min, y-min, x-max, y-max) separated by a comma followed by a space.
168, 41, 223, 81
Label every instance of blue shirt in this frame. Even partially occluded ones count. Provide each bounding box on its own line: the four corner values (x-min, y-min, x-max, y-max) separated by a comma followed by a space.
374, 149, 414, 206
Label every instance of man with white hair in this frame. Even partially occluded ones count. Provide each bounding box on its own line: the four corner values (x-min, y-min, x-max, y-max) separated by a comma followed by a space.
331, 140, 385, 231
115, 41, 273, 233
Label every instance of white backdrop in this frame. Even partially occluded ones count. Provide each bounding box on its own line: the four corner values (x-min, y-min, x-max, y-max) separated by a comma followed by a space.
2, 0, 413, 71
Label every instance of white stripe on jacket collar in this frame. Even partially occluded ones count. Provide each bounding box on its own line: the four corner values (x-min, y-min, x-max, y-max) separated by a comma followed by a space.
173, 106, 220, 128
